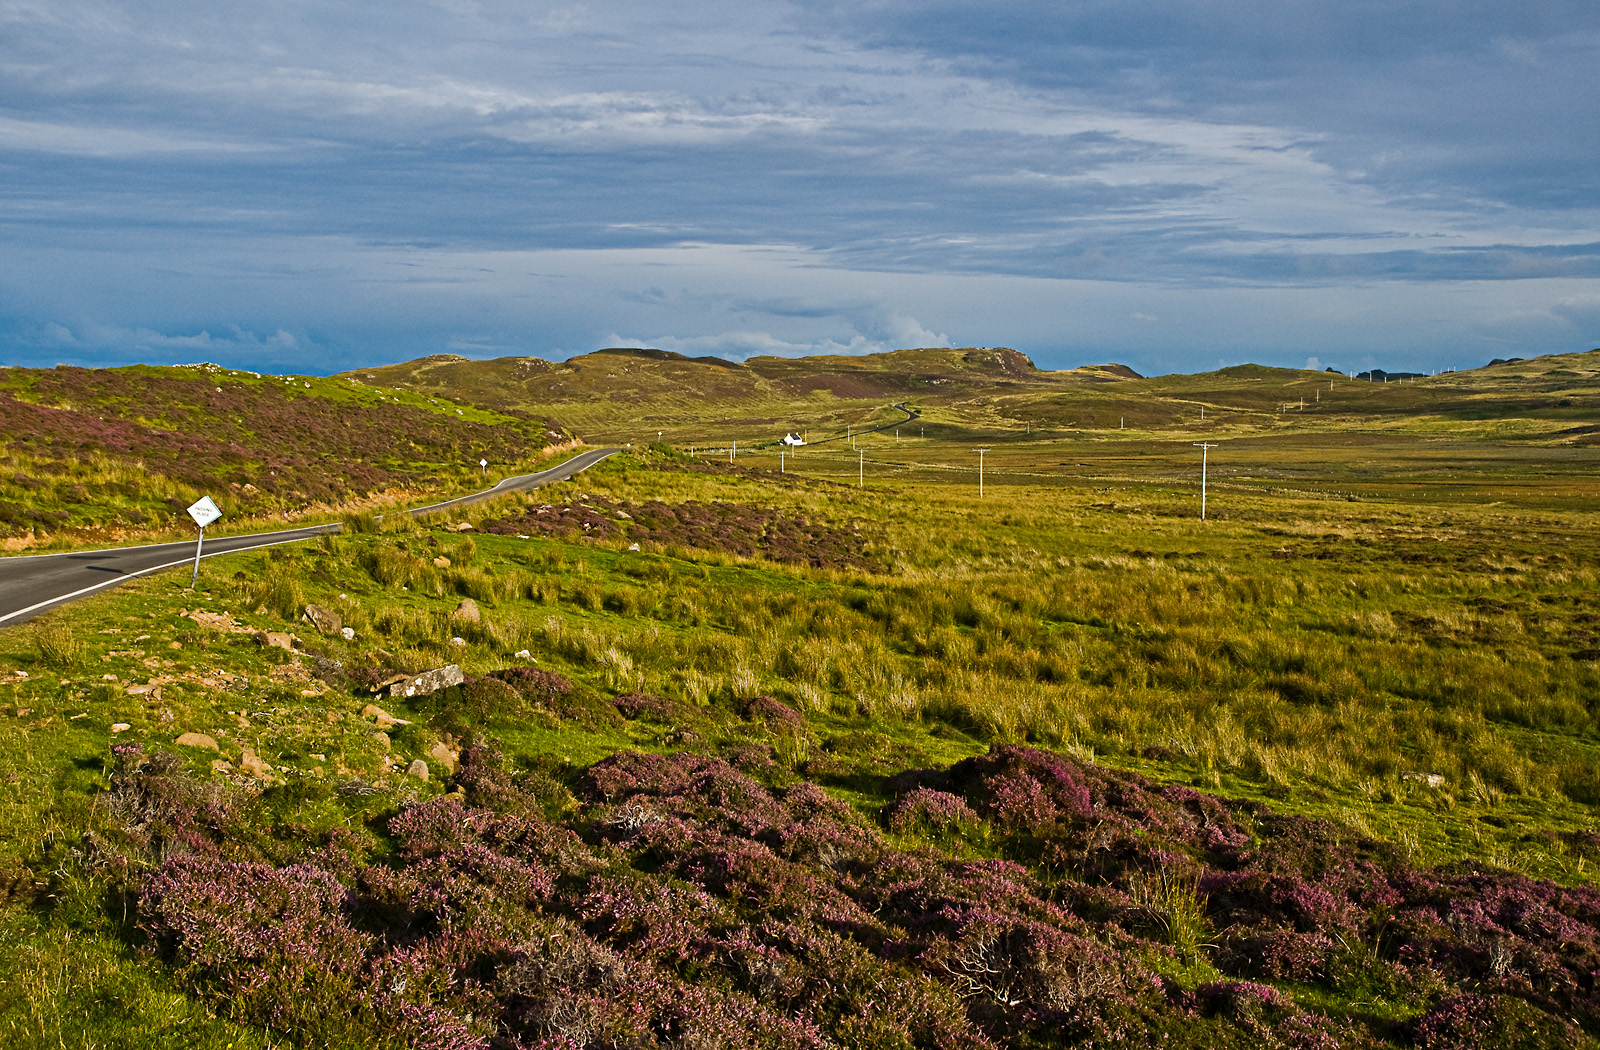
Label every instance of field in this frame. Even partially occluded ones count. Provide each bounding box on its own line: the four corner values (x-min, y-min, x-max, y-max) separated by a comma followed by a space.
1, 349, 1600, 1048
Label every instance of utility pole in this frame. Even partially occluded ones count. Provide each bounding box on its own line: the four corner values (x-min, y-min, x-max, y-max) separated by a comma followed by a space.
858, 448, 863, 488
1194, 443, 1217, 521
730, 440, 735, 464
781, 449, 785, 474
973, 448, 990, 498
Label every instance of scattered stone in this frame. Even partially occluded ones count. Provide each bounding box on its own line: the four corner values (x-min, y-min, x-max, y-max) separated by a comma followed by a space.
211, 759, 234, 774
427, 742, 459, 775
514, 649, 532, 660
188, 610, 250, 634
406, 759, 430, 781
1402, 771, 1446, 789
371, 731, 391, 751
110, 723, 131, 733
239, 751, 271, 778
387, 664, 465, 699
452, 598, 480, 624
302, 603, 343, 636
432, 555, 451, 568
253, 631, 299, 651
372, 672, 411, 694
101, 674, 119, 682
627, 542, 641, 551
361, 704, 411, 729
452, 522, 473, 532
175, 732, 220, 751
125, 682, 159, 697
340, 626, 356, 641
450, 636, 467, 647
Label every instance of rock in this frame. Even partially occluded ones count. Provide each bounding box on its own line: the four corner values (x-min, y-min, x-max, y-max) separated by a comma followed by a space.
432, 555, 451, 568
187, 610, 250, 633
450, 636, 467, 647
239, 750, 271, 778
514, 649, 532, 660
125, 683, 161, 700
303, 603, 342, 636
211, 759, 234, 774
110, 723, 132, 733
253, 631, 299, 651
453, 522, 473, 532
361, 703, 411, 728
371, 731, 391, 751
175, 732, 220, 751
1402, 771, 1446, 789
387, 664, 465, 699
406, 759, 430, 781
427, 742, 459, 775
452, 599, 480, 624
340, 626, 356, 641
627, 542, 641, 551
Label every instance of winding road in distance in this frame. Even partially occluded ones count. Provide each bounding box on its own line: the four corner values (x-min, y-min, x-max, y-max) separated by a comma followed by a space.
0, 447, 622, 627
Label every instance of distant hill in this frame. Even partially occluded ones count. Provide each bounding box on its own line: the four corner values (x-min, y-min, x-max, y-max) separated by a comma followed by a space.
345, 345, 1600, 444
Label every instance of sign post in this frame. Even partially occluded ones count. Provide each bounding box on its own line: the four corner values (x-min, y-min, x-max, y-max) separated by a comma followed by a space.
186, 496, 223, 588
480, 457, 488, 476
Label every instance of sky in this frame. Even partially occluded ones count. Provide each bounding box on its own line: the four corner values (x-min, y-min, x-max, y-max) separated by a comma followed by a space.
1, 1, 1597, 376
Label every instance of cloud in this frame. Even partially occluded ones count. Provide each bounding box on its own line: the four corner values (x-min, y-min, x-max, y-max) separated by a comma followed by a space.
0, 0, 1595, 374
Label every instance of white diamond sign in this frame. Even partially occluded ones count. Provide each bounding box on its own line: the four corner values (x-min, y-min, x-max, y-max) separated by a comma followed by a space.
187, 496, 222, 528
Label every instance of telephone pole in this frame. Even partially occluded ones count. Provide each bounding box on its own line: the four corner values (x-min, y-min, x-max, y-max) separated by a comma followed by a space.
973, 448, 990, 498
1194, 443, 1217, 521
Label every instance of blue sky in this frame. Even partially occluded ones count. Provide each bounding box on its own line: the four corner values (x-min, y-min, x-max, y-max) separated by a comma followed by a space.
1, 1, 1596, 375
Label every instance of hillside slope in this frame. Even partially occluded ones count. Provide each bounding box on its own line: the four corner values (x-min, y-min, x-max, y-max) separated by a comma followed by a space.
0, 363, 570, 544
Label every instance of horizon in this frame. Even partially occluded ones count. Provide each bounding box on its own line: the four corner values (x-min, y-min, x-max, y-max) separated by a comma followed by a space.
2, 2, 1597, 376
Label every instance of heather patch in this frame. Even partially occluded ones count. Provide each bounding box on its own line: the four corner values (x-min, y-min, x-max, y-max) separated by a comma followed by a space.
478, 495, 877, 569
83, 740, 1600, 1048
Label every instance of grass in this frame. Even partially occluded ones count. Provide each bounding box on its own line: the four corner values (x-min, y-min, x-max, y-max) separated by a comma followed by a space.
2, 348, 1600, 1045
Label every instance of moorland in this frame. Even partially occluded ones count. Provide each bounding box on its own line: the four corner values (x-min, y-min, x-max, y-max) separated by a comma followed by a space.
1, 346, 1600, 1049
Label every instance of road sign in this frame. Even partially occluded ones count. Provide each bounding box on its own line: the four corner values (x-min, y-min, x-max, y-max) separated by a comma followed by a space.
187, 496, 222, 528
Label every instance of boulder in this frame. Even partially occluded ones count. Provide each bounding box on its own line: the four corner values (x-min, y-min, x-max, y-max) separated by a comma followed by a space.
239, 750, 271, 779
452, 598, 480, 624
110, 723, 132, 733
432, 555, 451, 568
427, 742, 460, 775
371, 731, 392, 751
406, 759, 430, 781
361, 703, 411, 728
175, 732, 220, 751
303, 603, 343, 636
387, 664, 465, 699
253, 631, 299, 651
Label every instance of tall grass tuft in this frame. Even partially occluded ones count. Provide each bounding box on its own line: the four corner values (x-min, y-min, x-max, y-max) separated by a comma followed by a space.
32, 621, 81, 670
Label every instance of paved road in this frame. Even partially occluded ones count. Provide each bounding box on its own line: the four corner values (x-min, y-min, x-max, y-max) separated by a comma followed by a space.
0, 447, 622, 626
803, 402, 921, 446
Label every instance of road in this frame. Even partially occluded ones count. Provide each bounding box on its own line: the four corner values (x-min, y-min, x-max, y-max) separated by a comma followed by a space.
802, 402, 921, 446
0, 447, 622, 626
